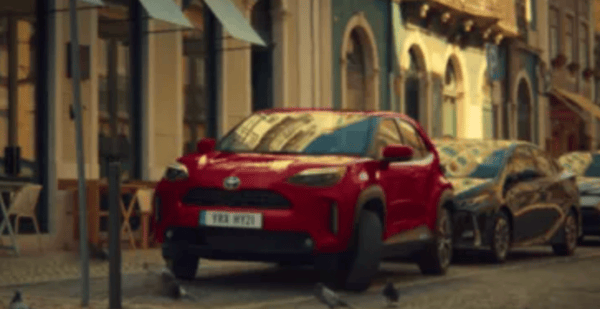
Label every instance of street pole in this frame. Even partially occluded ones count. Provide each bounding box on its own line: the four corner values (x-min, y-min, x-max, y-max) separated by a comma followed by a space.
107, 37, 122, 309
68, 0, 90, 306
108, 162, 122, 309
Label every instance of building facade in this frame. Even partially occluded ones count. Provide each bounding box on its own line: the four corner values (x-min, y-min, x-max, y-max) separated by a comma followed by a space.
543, 0, 597, 158
390, 0, 520, 140
0, 0, 335, 253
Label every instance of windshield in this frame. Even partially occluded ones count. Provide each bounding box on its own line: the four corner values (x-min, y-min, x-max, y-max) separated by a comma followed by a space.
559, 152, 600, 177
216, 112, 375, 156
435, 141, 511, 179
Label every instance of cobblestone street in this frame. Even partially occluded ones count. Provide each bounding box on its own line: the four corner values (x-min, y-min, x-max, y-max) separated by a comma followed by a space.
2, 241, 600, 309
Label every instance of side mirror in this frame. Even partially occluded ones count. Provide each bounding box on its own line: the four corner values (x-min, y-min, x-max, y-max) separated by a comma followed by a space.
196, 138, 216, 154
382, 145, 414, 162
439, 164, 447, 175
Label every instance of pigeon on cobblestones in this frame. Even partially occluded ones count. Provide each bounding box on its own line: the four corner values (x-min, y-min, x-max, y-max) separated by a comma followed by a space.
142, 263, 195, 301
9, 291, 30, 309
382, 281, 400, 308
89, 243, 109, 261
314, 283, 352, 309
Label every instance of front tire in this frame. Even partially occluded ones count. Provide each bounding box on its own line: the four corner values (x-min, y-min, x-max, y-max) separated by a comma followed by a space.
489, 212, 511, 263
166, 254, 199, 281
418, 207, 453, 275
319, 210, 383, 292
552, 210, 578, 256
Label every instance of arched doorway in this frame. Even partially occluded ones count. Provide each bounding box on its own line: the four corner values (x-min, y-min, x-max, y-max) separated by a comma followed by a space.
442, 60, 458, 137
405, 48, 421, 121
251, 0, 273, 111
516, 79, 532, 141
340, 14, 379, 111
346, 29, 367, 110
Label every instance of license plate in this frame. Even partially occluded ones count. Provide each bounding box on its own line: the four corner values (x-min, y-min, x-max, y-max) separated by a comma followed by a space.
199, 211, 263, 229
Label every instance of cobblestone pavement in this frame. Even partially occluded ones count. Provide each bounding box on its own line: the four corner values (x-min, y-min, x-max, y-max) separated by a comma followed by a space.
0, 248, 252, 288
2, 241, 600, 309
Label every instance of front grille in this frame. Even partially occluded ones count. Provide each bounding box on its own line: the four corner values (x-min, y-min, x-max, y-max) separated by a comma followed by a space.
182, 187, 291, 208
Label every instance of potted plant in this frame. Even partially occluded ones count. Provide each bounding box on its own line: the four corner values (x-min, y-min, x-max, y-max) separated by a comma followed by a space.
551, 54, 567, 68
567, 62, 580, 74
583, 68, 594, 80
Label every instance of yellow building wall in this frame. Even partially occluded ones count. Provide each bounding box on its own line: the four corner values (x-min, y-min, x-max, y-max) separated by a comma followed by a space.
397, 27, 487, 139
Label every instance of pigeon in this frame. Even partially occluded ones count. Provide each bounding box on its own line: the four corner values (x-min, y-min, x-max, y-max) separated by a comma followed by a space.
89, 243, 109, 261
313, 283, 352, 309
156, 267, 198, 301
9, 291, 30, 309
382, 281, 400, 307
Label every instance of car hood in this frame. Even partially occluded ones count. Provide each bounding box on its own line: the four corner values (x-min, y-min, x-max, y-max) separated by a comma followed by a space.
448, 177, 493, 194
577, 177, 600, 195
178, 152, 364, 186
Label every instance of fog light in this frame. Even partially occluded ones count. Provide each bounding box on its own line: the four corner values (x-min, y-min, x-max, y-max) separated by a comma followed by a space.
304, 238, 313, 248
154, 195, 162, 222
166, 230, 174, 239
330, 202, 338, 235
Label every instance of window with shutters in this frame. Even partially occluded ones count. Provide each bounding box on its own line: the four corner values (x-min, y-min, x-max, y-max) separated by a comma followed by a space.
565, 15, 575, 62
549, 7, 559, 59
579, 23, 589, 68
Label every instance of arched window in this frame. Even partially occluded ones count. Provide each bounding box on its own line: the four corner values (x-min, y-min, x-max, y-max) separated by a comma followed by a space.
405, 48, 420, 121
251, 0, 273, 111
442, 61, 457, 137
482, 71, 494, 139
346, 29, 367, 110
517, 80, 532, 141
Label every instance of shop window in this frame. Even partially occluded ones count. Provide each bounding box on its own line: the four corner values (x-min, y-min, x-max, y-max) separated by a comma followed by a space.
182, 1, 207, 154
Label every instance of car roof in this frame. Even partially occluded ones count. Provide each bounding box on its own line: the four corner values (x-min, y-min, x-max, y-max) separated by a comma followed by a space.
432, 138, 535, 150
255, 108, 421, 128
256, 108, 411, 120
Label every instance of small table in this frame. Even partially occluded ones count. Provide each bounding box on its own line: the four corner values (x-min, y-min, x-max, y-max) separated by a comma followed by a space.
0, 180, 28, 256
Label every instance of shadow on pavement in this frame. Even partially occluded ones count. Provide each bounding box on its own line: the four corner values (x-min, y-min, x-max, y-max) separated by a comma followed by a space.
451, 248, 556, 265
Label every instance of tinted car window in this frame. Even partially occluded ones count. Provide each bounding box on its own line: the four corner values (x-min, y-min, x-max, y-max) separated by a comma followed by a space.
584, 154, 600, 177
467, 148, 510, 179
397, 120, 427, 159
372, 118, 403, 158
506, 146, 537, 177
216, 112, 374, 156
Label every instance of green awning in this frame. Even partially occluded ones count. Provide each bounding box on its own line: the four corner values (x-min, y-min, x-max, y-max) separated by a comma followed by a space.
79, 0, 105, 5
203, 0, 266, 46
139, 0, 193, 28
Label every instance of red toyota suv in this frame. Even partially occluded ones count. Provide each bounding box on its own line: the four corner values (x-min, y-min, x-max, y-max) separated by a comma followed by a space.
153, 109, 454, 291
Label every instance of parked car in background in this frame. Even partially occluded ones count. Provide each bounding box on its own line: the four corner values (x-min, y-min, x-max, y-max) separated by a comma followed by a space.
558, 151, 600, 241
153, 109, 454, 291
433, 139, 581, 263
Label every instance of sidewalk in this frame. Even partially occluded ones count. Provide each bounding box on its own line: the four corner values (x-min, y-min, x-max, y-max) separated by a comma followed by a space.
0, 249, 165, 288
0, 248, 249, 288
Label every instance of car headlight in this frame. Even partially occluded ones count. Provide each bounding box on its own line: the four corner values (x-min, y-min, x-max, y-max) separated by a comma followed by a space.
163, 162, 189, 181
287, 166, 347, 187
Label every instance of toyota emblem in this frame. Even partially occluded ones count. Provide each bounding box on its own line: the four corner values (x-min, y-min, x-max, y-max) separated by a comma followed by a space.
223, 176, 241, 190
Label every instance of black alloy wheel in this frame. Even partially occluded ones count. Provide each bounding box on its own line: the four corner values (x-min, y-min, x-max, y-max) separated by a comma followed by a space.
490, 212, 511, 263
418, 207, 453, 275
553, 210, 578, 256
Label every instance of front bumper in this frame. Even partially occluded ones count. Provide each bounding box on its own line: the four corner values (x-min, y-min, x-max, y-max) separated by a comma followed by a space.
162, 226, 316, 263
153, 180, 362, 254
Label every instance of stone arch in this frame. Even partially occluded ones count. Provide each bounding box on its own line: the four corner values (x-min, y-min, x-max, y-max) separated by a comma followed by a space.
340, 12, 380, 111
441, 54, 465, 138
514, 75, 534, 141
404, 44, 427, 125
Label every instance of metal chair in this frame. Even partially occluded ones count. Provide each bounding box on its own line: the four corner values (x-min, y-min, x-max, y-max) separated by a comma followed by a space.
136, 189, 155, 249
0, 184, 44, 252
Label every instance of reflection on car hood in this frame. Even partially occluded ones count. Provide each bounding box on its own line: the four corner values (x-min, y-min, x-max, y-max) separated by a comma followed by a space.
181, 152, 363, 176
448, 177, 494, 195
